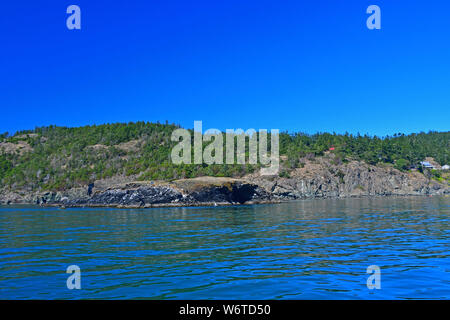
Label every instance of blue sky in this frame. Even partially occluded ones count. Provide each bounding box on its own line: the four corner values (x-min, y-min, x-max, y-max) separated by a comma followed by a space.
1, 0, 449, 136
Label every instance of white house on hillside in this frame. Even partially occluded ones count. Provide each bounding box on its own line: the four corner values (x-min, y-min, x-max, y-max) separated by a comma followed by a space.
420, 161, 435, 169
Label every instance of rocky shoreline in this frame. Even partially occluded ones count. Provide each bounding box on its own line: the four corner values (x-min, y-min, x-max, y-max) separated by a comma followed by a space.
55, 178, 274, 208
1, 157, 449, 208
0, 177, 277, 208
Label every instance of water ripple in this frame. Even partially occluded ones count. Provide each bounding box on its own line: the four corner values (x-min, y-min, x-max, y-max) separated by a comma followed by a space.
0, 196, 449, 299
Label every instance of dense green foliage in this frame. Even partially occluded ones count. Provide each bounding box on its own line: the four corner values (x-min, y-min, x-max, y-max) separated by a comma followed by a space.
280, 131, 450, 168
0, 122, 448, 191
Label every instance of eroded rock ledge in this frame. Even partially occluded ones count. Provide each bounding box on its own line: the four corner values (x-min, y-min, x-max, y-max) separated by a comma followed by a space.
35, 177, 274, 208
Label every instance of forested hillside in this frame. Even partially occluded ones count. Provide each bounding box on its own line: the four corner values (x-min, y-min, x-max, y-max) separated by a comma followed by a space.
0, 122, 449, 191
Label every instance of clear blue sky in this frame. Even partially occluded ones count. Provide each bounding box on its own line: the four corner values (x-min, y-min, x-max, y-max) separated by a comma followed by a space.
1, 0, 449, 136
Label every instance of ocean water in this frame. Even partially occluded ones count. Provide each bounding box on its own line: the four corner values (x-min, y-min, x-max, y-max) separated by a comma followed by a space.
0, 196, 449, 299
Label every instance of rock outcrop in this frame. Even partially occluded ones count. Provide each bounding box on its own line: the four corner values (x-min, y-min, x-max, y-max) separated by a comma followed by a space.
17, 177, 273, 208
248, 157, 449, 200
1, 157, 449, 208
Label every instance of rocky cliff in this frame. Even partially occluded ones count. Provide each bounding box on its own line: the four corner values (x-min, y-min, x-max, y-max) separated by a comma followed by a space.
0, 177, 273, 208
0, 156, 448, 207
249, 157, 449, 200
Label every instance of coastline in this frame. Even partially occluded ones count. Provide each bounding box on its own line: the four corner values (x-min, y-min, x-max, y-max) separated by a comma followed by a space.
2, 157, 449, 209
34, 193, 448, 209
